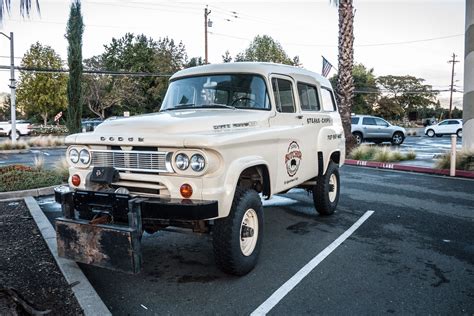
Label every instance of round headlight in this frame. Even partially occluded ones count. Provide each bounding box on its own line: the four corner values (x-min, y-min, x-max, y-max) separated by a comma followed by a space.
175, 153, 189, 170
69, 148, 79, 163
79, 149, 91, 164
190, 154, 206, 172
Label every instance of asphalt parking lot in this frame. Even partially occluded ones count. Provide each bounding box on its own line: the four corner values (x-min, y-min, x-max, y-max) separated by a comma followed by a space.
38, 165, 474, 315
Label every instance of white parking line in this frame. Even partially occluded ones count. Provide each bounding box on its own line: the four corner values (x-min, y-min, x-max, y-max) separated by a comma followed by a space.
251, 210, 375, 316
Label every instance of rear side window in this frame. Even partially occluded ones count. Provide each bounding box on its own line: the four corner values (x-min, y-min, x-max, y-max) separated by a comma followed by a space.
351, 117, 359, 124
297, 83, 320, 111
321, 88, 336, 111
272, 78, 296, 113
448, 120, 460, 125
362, 117, 376, 125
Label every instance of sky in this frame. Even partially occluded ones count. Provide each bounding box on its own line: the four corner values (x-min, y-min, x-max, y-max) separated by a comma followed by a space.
0, 0, 466, 108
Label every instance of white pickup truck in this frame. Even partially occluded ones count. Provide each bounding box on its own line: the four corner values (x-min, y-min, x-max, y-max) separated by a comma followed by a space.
54, 62, 345, 275
0, 120, 32, 139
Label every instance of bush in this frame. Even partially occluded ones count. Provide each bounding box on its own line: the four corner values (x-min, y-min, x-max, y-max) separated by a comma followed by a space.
0, 165, 64, 192
27, 135, 65, 148
435, 150, 474, 171
30, 125, 69, 136
0, 140, 29, 150
349, 145, 417, 162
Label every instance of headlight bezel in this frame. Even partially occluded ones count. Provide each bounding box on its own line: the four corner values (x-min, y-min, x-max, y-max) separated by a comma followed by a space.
69, 148, 79, 164
172, 150, 208, 175
79, 149, 91, 164
68, 146, 91, 168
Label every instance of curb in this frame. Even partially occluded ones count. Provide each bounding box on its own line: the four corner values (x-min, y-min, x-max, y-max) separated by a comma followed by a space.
24, 197, 112, 316
0, 185, 57, 200
345, 159, 474, 179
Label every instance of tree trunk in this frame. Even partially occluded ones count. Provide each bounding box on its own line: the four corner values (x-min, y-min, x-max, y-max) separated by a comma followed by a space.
41, 113, 48, 126
463, 0, 474, 150
336, 0, 356, 154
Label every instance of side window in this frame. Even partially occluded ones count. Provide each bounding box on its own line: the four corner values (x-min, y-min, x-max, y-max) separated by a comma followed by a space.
351, 117, 359, 124
272, 78, 296, 113
297, 83, 320, 111
321, 88, 336, 111
448, 120, 459, 125
362, 117, 376, 126
439, 121, 449, 126
375, 118, 389, 126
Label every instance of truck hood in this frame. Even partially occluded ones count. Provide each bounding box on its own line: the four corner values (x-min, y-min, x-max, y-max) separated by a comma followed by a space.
69, 109, 271, 147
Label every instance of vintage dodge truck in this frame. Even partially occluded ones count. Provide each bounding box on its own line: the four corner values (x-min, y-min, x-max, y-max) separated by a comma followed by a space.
54, 62, 345, 275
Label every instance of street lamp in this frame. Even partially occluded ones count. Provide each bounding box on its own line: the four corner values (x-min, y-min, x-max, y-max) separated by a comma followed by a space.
0, 31, 17, 144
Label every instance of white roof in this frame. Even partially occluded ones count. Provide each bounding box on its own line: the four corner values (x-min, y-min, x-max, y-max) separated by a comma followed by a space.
171, 62, 332, 89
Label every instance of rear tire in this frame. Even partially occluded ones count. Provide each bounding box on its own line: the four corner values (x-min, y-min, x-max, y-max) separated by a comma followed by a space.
313, 161, 340, 216
212, 187, 263, 276
8, 131, 20, 140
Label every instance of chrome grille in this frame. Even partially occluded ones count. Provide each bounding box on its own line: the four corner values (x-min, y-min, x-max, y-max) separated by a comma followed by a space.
91, 150, 171, 173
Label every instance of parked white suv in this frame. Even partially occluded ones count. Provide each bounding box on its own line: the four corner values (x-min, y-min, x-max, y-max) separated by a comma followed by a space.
54, 62, 345, 275
0, 120, 33, 139
425, 119, 462, 138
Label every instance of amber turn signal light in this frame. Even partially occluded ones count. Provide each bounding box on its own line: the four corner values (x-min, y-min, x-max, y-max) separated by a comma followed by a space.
180, 183, 193, 198
71, 174, 81, 186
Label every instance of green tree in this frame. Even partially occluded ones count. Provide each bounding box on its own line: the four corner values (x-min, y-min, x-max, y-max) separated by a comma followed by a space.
376, 75, 438, 117
330, 63, 379, 115
65, 0, 84, 134
0, 0, 39, 22
222, 50, 232, 63
102, 33, 188, 113
186, 57, 205, 68
235, 35, 298, 65
16, 42, 67, 125
330, 0, 355, 151
373, 96, 403, 120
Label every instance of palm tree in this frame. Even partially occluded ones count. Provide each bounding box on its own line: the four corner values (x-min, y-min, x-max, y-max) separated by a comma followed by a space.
331, 0, 356, 151
0, 0, 40, 22
463, 0, 473, 150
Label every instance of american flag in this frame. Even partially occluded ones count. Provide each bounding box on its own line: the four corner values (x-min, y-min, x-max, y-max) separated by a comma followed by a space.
321, 56, 333, 77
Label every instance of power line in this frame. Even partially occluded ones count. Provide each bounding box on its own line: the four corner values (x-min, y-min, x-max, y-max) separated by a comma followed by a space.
0, 65, 172, 77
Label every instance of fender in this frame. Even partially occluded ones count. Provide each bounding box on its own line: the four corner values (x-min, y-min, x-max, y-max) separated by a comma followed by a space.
316, 125, 345, 174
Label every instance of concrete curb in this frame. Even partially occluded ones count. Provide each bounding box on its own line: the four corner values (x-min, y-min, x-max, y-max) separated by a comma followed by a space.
345, 159, 474, 179
0, 185, 57, 200
24, 196, 111, 316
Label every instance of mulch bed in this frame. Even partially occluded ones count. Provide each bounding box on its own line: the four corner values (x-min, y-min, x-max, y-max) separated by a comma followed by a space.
0, 199, 83, 315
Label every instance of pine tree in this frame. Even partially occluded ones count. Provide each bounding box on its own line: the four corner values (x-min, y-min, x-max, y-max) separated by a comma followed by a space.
65, 0, 84, 134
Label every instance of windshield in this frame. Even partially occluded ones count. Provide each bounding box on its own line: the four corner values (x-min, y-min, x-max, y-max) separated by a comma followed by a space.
161, 74, 270, 111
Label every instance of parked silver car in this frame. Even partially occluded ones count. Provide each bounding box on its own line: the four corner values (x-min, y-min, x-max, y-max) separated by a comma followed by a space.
351, 115, 406, 145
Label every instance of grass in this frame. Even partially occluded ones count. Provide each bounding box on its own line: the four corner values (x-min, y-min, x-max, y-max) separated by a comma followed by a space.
349, 145, 417, 162
0, 136, 65, 151
434, 150, 474, 171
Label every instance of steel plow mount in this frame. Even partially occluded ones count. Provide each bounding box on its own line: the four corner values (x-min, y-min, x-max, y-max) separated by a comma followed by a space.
55, 189, 144, 274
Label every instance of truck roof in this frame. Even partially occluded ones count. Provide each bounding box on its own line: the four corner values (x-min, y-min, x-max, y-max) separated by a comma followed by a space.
171, 62, 333, 89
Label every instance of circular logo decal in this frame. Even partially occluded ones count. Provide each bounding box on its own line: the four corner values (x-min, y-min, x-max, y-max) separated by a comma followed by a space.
285, 141, 302, 177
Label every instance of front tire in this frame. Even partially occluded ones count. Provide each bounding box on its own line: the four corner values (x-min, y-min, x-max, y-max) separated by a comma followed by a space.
212, 187, 263, 276
8, 131, 20, 140
391, 132, 404, 145
426, 129, 435, 137
456, 129, 462, 138
313, 161, 340, 216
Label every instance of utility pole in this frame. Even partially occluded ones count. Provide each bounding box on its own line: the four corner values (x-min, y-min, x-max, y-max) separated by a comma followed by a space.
448, 53, 459, 119
0, 32, 16, 144
204, 6, 212, 64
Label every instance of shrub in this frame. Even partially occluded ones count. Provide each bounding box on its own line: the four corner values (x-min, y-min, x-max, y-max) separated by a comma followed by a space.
0, 140, 29, 150
349, 146, 417, 162
27, 135, 65, 148
30, 125, 69, 136
54, 157, 70, 181
435, 150, 474, 171
373, 147, 393, 162
0, 166, 63, 192
350, 145, 377, 161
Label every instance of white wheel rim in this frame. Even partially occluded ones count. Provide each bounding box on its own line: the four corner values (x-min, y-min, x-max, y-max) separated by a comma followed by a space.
459, 131, 462, 137
428, 130, 434, 137
240, 208, 259, 256
328, 174, 338, 203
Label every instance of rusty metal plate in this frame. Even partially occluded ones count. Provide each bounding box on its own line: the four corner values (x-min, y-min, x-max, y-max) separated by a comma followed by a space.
56, 218, 141, 274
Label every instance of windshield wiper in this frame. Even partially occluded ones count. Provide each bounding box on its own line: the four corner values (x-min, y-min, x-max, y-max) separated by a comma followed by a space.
200, 104, 235, 110
161, 103, 195, 111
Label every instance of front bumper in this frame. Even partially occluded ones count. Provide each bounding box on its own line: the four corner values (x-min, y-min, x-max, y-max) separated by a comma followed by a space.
54, 186, 219, 221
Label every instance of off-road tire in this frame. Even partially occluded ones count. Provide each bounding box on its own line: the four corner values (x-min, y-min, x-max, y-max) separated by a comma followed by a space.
212, 187, 263, 276
313, 161, 340, 216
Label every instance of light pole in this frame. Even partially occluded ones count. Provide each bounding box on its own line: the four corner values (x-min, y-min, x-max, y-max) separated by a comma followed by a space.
204, 6, 212, 64
0, 31, 17, 144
